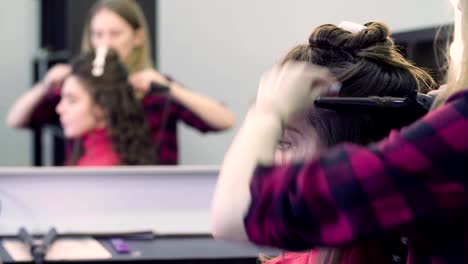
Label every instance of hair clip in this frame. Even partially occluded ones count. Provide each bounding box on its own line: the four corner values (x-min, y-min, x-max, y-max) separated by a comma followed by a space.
338, 21, 367, 33
18, 227, 58, 263
92, 46, 108, 77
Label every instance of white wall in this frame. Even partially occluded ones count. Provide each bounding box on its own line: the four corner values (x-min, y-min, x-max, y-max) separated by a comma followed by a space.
0, 0, 39, 166
158, 0, 454, 165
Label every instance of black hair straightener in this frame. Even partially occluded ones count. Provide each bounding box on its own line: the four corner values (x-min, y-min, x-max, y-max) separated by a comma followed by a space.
314, 91, 434, 114
314, 91, 434, 127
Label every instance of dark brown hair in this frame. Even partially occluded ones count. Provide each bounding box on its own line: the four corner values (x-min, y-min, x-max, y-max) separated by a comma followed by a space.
282, 22, 437, 147
69, 49, 155, 165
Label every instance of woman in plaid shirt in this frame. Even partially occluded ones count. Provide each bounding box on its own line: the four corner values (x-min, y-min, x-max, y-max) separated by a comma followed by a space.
212, 2, 467, 264
6, 0, 234, 165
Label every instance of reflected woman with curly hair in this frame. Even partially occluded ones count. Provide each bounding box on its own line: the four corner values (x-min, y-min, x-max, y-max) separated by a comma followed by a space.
56, 48, 154, 166
7, 0, 235, 165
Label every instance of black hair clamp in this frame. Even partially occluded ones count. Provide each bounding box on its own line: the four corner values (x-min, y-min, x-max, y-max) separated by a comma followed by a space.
18, 227, 58, 264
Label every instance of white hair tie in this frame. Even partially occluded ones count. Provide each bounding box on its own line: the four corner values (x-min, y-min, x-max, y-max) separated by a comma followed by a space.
338, 21, 366, 33
92, 46, 108, 77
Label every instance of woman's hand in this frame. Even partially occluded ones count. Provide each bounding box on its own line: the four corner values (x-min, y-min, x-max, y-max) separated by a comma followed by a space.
255, 62, 336, 125
428, 84, 449, 96
128, 69, 169, 93
43, 64, 71, 87
212, 62, 336, 242
6, 64, 70, 128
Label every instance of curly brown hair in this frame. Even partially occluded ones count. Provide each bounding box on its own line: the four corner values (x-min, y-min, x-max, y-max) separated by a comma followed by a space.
69, 49, 155, 165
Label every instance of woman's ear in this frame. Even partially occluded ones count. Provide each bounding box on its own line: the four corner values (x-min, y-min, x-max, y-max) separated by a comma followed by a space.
133, 29, 145, 47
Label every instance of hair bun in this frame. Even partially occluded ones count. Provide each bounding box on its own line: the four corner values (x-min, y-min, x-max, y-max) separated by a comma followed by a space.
309, 22, 391, 52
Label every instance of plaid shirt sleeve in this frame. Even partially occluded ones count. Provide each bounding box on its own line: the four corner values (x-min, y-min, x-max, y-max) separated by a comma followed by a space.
244, 90, 468, 251
26, 86, 61, 128
174, 100, 221, 133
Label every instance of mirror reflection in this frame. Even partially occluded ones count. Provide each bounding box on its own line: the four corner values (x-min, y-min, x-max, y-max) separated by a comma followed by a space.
0, 0, 454, 166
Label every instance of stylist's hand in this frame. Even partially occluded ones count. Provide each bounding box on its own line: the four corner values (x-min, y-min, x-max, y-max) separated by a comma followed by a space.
128, 69, 169, 93
428, 84, 449, 96
42, 64, 71, 88
255, 61, 336, 124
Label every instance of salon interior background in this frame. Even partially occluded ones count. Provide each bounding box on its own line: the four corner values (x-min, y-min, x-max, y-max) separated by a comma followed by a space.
0, 0, 453, 166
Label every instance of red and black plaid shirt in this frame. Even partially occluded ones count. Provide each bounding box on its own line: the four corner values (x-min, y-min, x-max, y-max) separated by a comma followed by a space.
245, 91, 468, 263
28, 86, 219, 165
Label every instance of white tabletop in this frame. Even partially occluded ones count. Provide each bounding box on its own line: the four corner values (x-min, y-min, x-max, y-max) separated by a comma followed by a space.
0, 166, 219, 236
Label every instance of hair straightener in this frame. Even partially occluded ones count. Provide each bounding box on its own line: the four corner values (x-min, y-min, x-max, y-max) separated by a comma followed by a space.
314, 91, 434, 114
